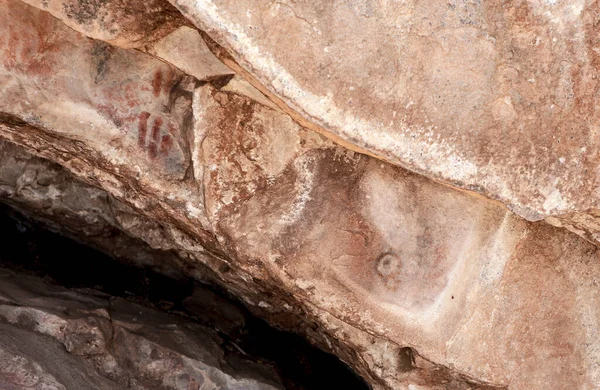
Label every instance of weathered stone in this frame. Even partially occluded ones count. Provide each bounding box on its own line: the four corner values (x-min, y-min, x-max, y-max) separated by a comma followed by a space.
0, 138, 214, 281
146, 26, 233, 79
20, 0, 187, 48
197, 84, 600, 389
19, 1, 278, 113
2, 0, 600, 389
1, 323, 119, 390
170, 0, 600, 244
0, 268, 283, 389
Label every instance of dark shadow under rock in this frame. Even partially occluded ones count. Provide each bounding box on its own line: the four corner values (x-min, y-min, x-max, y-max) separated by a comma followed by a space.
0, 205, 370, 390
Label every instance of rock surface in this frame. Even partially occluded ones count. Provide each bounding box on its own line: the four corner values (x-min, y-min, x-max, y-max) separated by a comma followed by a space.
0, 139, 200, 281
0, 268, 283, 390
20, 0, 187, 49
171, 0, 600, 245
2, 0, 600, 389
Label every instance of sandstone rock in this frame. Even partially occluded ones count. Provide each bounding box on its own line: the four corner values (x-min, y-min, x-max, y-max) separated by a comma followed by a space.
171, 0, 600, 245
20, 0, 187, 48
2, 0, 600, 389
198, 85, 600, 389
146, 25, 233, 80
18, 1, 278, 113
1, 323, 119, 390
0, 138, 221, 282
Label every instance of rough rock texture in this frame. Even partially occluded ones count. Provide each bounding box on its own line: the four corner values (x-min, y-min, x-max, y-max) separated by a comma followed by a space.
0, 139, 200, 280
171, 0, 600, 246
2, 0, 600, 389
0, 268, 283, 389
0, 129, 494, 390
20, 0, 188, 48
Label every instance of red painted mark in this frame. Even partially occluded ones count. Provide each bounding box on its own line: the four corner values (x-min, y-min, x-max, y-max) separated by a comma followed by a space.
138, 112, 151, 148
152, 69, 162, 97
162, 67, 175, 95
148, 117, 163, 159
167, 122, 179, 139
160, 134, 173, 157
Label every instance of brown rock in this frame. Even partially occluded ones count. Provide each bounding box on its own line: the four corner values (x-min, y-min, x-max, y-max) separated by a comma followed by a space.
21, 0, 187, 48
171, 0, 600, 243
2, 0, 600, 389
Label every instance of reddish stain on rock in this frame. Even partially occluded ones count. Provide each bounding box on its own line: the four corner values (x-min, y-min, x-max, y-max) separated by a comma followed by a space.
152, 69, 162, 97
167, 122, 179, 139
138, 111, 151, 149
160, 134, 173, 157
149, 117, 163, 159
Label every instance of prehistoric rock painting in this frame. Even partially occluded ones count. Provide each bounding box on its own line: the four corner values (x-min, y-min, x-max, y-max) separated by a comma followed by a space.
137, 111, 175, 160
0, 0, 188, 179
5, 0, 600, 388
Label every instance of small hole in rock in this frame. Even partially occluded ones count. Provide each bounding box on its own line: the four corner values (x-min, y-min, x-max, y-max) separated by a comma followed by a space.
398, 347, 416, 373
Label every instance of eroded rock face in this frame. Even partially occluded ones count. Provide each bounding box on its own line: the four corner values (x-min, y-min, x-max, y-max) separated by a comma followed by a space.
0, 268, 283, 390
200, 88, 600, 389
2, 0, 600, 389
20, 0, 188, 48
171, 0, 600, 244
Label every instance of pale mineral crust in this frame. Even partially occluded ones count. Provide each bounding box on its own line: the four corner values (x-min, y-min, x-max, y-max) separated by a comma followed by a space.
1, 0, 600, 389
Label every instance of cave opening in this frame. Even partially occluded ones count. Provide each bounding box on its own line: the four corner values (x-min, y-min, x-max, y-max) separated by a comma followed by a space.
0, 204, 370, 390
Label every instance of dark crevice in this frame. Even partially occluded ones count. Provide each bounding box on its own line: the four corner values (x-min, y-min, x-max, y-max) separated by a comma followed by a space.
0, 204, 370, 390
397, 347, 416, 373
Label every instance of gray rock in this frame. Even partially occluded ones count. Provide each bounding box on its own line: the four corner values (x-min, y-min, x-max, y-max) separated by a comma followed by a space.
0, 268, 283, 390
